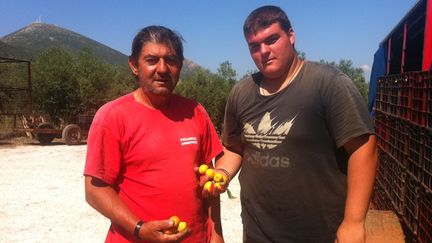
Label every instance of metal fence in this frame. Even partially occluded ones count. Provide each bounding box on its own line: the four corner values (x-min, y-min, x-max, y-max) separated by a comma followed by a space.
0, 57, 31, 133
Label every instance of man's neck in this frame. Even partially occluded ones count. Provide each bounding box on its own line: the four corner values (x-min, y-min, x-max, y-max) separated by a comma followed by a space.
133, 88, 170, 109
261, 58, 304, 95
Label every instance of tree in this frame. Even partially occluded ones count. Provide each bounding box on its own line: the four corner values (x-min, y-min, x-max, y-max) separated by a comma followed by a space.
32, 47, 134, 125
320, 59, 368, 101
217, 61, 237, 82
176, 61, 236, 132
108, 64, 136, 98
75, 47, 123, 112
32, 47, 81, 125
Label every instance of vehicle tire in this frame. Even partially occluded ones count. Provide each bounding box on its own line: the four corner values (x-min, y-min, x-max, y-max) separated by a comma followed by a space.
62, 124, 81, 145
35, 122, 56, 145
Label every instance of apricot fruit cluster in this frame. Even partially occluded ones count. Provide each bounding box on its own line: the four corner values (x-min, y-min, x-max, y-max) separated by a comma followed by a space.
198, 164, 228, 192
164, 216, 188, 234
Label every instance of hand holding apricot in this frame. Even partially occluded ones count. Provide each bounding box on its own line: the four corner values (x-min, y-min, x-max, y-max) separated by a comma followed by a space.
198, 165, 229, 194
163, 216, 188, 234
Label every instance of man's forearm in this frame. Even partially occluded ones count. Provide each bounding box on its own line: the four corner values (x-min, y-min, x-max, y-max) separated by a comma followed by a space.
336, 135, 378, 242
215, 146, 243, 180
343, 135, 378, 223
85, 176, 139, 234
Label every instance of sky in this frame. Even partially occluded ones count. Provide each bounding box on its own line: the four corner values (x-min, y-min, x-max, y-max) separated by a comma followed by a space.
0, 0, 419, 80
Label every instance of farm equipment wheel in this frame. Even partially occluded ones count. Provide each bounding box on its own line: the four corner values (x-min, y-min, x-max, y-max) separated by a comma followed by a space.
62, 124, 81, 145
34, 122, 56, 145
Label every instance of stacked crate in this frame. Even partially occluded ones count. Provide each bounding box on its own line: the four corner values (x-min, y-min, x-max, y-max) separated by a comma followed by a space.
373, 70, 432, 243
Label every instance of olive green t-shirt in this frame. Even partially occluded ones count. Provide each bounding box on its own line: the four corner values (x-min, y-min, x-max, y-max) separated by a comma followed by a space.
222, 61, 374, 243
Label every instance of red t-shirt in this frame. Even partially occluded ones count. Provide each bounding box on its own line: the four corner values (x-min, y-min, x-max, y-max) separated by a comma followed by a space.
84, 93, 222, 243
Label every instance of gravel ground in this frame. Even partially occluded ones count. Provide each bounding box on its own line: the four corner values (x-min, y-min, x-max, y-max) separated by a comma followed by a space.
0, 142, 242, 243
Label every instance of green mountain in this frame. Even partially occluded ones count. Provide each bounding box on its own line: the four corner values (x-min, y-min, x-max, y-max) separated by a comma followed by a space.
0, 22, 203, 75
0, 40, 32, 60
0, 23, 127, 65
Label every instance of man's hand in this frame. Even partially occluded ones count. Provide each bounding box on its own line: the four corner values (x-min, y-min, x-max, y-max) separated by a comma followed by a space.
335, 220, 365, 243
195, 166, 230, 197
139, 219, 190, 242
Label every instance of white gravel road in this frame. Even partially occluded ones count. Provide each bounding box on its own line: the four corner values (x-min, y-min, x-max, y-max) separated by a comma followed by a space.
0, 143, 242, 243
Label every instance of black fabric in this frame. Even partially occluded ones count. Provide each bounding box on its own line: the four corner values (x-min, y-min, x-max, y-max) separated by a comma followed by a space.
222, 61, 374, 242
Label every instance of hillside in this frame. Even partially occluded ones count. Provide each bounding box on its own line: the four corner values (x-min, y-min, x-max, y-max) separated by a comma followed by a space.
0, 22, 203, 75
0, 23, 127, 65
0, 40, 32, 60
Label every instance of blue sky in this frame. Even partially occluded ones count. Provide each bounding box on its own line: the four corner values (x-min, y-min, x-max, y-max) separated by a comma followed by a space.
0, 0, 418, 80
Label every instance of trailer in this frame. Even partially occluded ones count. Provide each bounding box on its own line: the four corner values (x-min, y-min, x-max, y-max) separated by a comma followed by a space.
369, 0, 432, 115
368, 0, 432, 242
14, 114, 93, 145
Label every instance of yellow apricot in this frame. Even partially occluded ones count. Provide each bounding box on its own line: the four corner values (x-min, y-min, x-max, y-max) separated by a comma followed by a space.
198, 164, 209, 174
213, 173, 224, 182
169, 216, 180, 227
204, 181, 214, 192
177, 221, 188, 232
164, 216, 181, 234
205, 169, 215, 179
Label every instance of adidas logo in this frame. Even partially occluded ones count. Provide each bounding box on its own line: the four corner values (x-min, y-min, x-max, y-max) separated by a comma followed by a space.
243, 111, 296, 149
245, 150, 291, 168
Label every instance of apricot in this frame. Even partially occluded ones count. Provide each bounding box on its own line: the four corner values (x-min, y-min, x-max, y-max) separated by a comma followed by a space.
198, 164, 209, 174
205, 169, 215, 179
169, 216, 180, 227
164, 216, 183, 234
177, 221, 188, 232
213, 172, 224, 182
204, 181, 214, 192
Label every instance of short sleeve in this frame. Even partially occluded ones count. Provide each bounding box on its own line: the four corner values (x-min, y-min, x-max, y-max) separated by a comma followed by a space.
322, 71, 374, 148
195, 104, 223, 164
221, 84, 243, 147
84, 107, 122, 185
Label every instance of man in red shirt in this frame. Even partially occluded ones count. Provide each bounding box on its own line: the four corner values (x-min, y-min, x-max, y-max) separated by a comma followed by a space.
84, 25, 224, 243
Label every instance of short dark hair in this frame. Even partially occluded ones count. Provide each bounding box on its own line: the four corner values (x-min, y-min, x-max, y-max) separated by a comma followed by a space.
130, 25, 184, 63
243, 5, 292, 36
